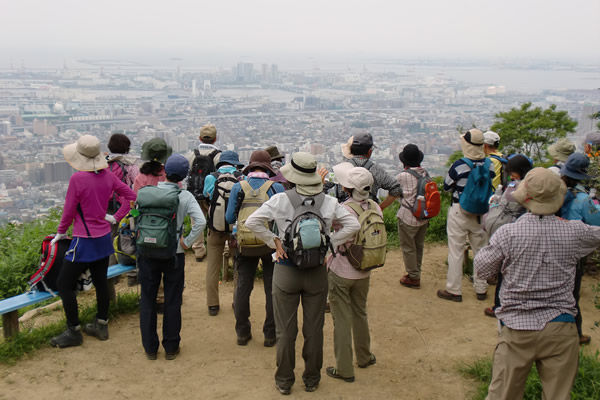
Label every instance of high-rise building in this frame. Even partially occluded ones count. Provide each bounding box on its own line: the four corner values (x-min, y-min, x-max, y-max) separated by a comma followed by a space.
192, 79, 198, 98
261, 64, 270, 82
271, 64, 279, 82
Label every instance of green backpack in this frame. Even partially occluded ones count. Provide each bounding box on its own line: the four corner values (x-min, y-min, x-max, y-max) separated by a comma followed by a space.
345, 200, 387, 271
135, 185, 181, 259
236, 180, 274, 257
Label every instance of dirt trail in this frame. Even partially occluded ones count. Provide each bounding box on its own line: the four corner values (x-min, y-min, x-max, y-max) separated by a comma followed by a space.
1, 245, 599, 400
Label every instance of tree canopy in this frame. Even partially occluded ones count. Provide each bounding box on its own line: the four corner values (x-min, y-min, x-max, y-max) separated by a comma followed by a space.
490, 102, 577, 163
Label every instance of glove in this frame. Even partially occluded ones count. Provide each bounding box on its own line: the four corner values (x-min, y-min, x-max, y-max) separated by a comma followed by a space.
50, 233, 68, 246
105, 214, 117, 225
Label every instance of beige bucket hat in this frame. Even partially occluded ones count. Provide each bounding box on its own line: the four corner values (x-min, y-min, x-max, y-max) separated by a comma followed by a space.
63, 135, 108, 172
281, 152, 323, 195
548, 138, 576, 162
460, 129, 485, 160
512, 167, 566, 215
333, 162, 373, 201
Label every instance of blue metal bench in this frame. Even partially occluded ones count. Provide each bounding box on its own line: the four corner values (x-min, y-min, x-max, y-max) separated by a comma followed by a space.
0, 263, 136, 338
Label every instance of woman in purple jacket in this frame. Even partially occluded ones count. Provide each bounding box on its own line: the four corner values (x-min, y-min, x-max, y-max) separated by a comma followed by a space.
50, 135, 136, 348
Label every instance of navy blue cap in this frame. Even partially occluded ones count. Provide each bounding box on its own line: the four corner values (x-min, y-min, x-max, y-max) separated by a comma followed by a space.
561, 152, 590, 181
216, 150, 243, 168
164, 154, 189, 178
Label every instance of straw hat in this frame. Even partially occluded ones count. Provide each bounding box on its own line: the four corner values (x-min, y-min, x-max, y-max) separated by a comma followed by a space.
63, 135, 108, 172
460, 129, 485, 160
333, 162, 373, 201
512, 167, 566, 215
281, 152, 323, 195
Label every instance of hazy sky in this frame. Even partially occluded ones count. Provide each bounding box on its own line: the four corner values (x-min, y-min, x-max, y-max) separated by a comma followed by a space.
4, 0, 599, 64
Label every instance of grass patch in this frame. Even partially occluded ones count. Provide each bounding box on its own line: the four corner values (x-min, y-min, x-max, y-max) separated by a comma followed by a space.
461, 351, 600, 400
0, 292, 139, 365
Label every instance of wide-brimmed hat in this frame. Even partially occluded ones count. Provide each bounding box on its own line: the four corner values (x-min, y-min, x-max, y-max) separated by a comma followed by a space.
460, 129, 485, 160
200, 124, 217, 141
280, 152, 323, 192
341, 133, 374, 159
63, 135, 109, 172
141, 138, 172, 164
561, 153, 590, 181
265, 145, 284, 161
333, 162, 373, 200
513, 167, 566, 215
243, 150, 276, 176
216, 150, 243, 168
399, 144, 424, 167
548, 138, 576, 162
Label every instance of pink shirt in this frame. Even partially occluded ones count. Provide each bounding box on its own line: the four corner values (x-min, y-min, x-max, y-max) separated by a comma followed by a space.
133, 170, 166, 193
327, 199, 382, 280
58, 169, 137, 237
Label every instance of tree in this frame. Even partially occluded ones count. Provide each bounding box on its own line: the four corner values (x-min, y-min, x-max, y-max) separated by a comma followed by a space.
490, 102, 577, 163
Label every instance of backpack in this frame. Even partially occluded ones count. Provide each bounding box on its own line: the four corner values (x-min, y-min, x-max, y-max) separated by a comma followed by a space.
236, 180, 274, 256
28, 235, 72, 293
489, 154, 508, 188
208, 170, 242, 232
335, 159, 379, 203
135, 185, 181, 259
459, 158, 493, 215
113, 215, 137, 265
107, 159, 130, 214
283, 190, 332, 270
188, 149, 220, 202
483, 184, 527, 236
344, 200, 387, 271
402, 169, 441, 220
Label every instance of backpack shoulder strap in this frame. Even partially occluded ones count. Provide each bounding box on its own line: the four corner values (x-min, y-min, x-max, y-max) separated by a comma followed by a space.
404, 168, 422, 180
208, 149, 221, 159
285, 189, 303, 209
258, 180, 274, 197
346, 201, 364, 217
240, 180, 252, 194
490, 154, 508, 164
461, 158, 474, 169
194, 148, 200, 158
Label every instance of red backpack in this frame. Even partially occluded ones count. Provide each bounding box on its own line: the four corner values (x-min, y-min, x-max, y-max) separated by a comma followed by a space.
28, 235, 72, 293
403, 169, 441, 220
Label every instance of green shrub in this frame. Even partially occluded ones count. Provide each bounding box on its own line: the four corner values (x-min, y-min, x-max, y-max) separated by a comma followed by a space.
461, 351, 600, 400
0, 209, 62, 300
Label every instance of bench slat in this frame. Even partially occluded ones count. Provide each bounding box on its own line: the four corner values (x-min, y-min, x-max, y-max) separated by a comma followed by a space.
0, 264, 136, 315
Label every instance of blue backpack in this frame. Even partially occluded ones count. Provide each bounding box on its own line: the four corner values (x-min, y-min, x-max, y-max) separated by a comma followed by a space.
459, 158, 493, 215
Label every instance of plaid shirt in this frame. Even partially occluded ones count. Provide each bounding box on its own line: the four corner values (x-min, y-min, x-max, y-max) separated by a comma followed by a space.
444, 158, 495, 203
396, 167, 428, 227
475, 213, 600, 330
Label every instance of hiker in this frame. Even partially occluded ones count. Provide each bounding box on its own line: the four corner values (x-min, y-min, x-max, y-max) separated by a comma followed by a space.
188, 124, 221, 261
325, 162, 380, 384
225, 150, 285, 347
396, 144, 435, 289
547, 137, 575, 175
483, 131, 506, 190
245, 152, 360, 395
340, 133, 403, 209
204, 150, 243, 316
474, 167, 600, 400
265, 145, 290, 189
50, 135, 136, 348
482, 154, 533, 318
438, 128, 495, 302
133, 138, 172, 192
558, 152, 600, 345
136, 154, 205, 360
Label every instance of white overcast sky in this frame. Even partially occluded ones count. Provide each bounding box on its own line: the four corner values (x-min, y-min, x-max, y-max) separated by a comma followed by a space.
4, 0, 600, 63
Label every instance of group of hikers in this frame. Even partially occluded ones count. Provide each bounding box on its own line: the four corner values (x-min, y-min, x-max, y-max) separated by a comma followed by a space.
45, 123, 600, 398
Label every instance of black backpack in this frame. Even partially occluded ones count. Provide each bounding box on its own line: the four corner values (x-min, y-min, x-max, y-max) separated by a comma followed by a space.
188, 149, 221, 202
28, 235, 72, 293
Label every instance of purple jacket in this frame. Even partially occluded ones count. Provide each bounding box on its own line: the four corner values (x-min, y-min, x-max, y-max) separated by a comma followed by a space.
57, 169, 137, 238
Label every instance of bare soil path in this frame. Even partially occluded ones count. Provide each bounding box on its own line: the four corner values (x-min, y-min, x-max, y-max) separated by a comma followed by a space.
1, 245, 599, 400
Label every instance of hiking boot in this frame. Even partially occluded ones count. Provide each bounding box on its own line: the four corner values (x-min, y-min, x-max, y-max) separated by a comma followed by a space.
358, 354, 376, 369
476, 292, 488, 301
165, 347, 180, 360
264, 337, 277, 347
50, 326, 83, 348
194, 245, 207, 261
304, 383, 319, 392
400, 275, 421, 289
237, 334, 252, 346
484, 307, 496, 318
145, 352, 158, 360
127, 272, 138, 287
275, 383, 291, 395
437, 289, 462, 302
208, 305, 220, 316
83, 318, 109, 341
325, 367, 355, 383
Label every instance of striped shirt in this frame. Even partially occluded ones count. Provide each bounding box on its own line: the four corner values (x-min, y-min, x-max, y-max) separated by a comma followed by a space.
444, 158, 495, 203
475, 214, 600, 330
347, 156, 403, 199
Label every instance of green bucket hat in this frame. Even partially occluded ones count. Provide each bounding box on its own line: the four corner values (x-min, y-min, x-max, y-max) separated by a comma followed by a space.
141, 138, 172, 164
